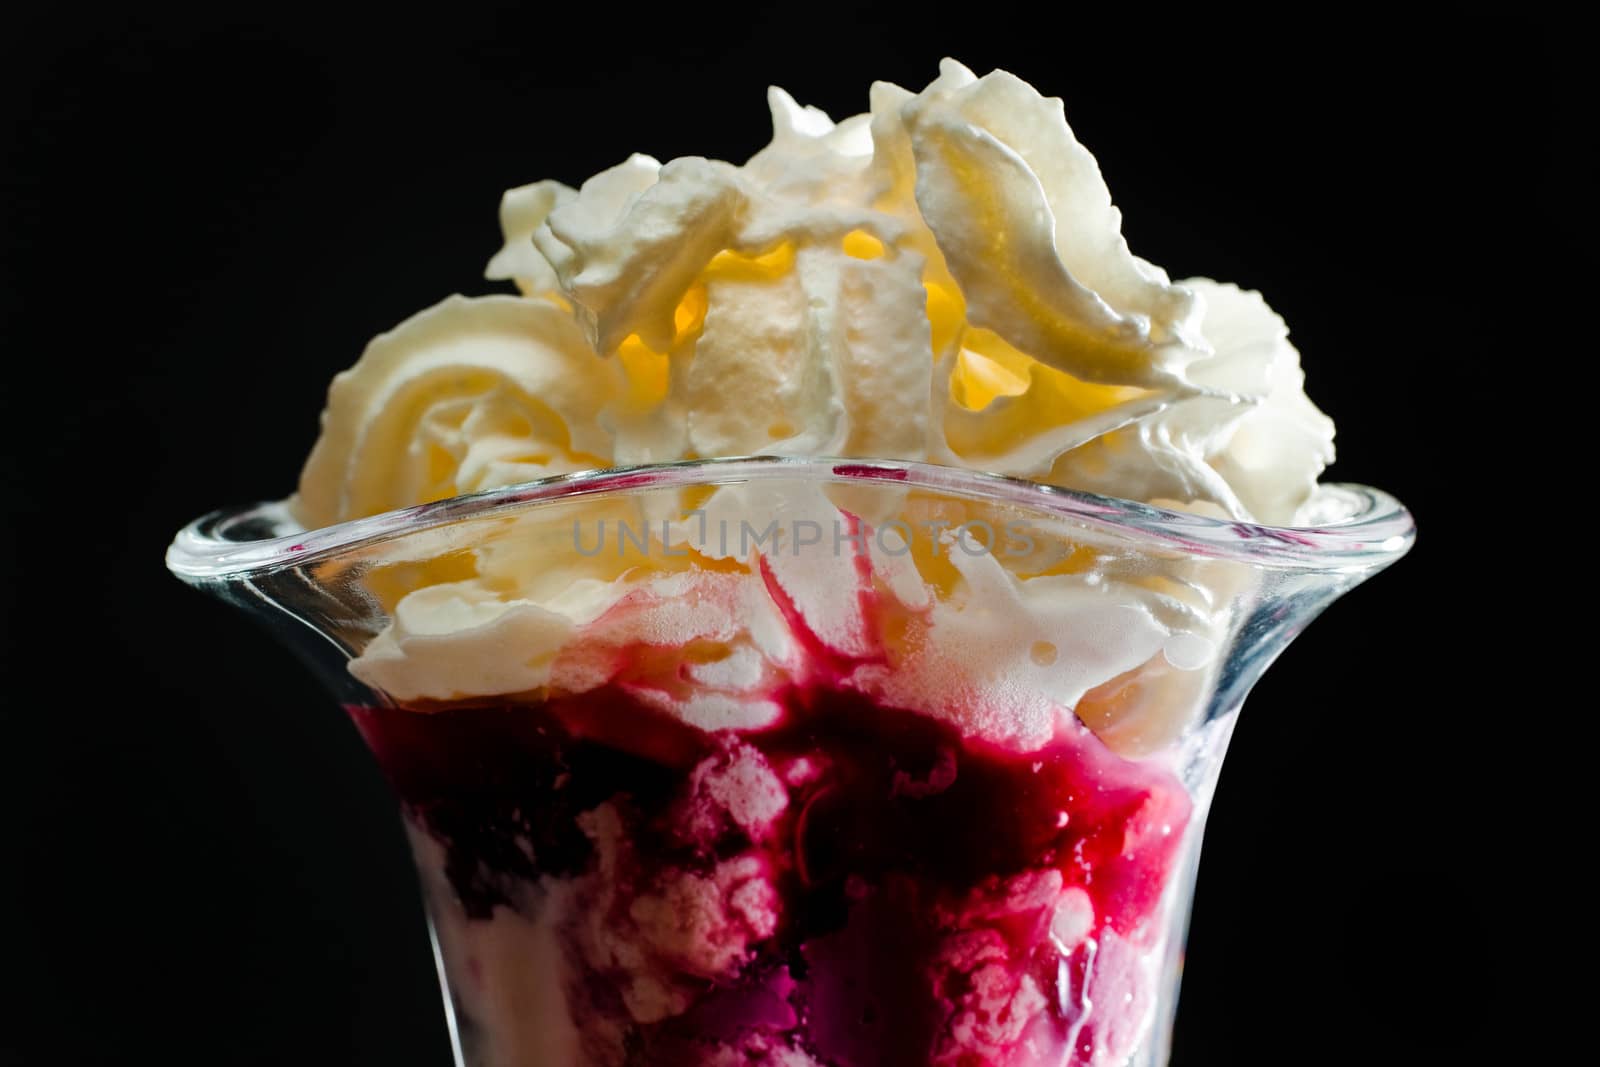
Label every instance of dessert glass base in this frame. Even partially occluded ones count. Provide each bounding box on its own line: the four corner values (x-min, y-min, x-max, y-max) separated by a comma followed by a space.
168, 457, 1411, 1066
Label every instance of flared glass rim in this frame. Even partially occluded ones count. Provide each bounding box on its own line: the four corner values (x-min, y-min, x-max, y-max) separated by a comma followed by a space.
166, 455, 1414, 581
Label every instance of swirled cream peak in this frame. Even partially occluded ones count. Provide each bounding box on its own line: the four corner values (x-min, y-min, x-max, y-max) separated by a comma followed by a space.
291, 59, 1332, 531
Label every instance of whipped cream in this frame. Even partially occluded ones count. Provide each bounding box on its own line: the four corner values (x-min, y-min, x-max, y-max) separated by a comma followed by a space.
294, 59, 1332, 531
290, 60, 1336, 750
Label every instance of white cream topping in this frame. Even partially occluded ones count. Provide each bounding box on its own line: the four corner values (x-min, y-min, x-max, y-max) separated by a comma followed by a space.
290, 61, 1337, 750
294, 295, 621, 523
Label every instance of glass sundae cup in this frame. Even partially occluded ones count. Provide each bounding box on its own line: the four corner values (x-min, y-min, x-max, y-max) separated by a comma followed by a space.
167, 457, 1412, 1066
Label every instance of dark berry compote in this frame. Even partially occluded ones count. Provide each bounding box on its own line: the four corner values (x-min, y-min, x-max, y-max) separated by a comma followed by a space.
351, 676, 1190, 1067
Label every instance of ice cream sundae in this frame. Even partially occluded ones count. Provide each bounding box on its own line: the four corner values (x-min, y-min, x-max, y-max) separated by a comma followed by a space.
174, 58, 1393, 1067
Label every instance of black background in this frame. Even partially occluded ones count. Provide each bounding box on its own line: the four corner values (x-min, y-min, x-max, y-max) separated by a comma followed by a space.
1, 8, 1552, 1065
